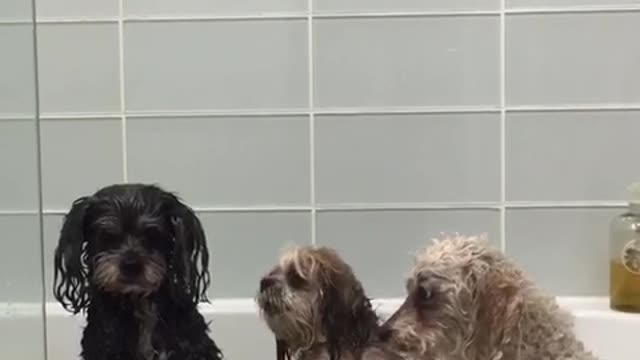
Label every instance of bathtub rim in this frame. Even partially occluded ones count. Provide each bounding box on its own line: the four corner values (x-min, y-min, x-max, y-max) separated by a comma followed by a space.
1, 296, 640, 321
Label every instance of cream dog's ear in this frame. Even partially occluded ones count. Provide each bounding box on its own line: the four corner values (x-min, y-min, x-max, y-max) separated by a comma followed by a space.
478, 269, 525, 347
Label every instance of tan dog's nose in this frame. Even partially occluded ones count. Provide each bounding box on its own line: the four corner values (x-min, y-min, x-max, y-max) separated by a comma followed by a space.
260, 276, 277, 292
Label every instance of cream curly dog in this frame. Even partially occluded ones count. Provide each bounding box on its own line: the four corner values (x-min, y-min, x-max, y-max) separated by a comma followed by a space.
383, 235, 599, 360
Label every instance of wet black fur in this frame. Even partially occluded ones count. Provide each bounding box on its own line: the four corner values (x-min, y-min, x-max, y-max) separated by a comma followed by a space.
53, 183, 222, 360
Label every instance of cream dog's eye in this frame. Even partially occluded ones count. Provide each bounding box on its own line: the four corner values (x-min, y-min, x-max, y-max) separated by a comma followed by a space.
416, 285, 433, 301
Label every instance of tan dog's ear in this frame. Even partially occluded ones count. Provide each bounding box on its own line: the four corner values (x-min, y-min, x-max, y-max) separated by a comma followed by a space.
276, 338, 291, 360
477, 270, 525, 347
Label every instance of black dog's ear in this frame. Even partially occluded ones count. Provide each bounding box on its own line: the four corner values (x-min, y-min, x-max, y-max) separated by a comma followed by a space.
166, 194, 210, 304
53, 196, 91, 313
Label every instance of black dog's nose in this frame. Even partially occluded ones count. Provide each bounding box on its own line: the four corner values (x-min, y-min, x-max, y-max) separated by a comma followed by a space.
260, 277, 276, 292
120, 256, 144, 276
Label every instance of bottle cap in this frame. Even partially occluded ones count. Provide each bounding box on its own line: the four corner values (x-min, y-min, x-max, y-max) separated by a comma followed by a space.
628, 182, 640, 205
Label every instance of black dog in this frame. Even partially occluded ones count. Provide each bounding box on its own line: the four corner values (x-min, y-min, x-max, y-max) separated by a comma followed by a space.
53, 183, 223, 360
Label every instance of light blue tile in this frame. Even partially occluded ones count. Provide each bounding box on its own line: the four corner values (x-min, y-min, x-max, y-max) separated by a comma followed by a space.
202, 212, 311, 298
37, 23, 120, 114
127, 116, 310, 207
36, 0, 118, 19
43, 214, 63, 302
314, 16, 500, 108
507, 0, 640, 8
317, 209, 501, 298
506, 208, 617, 296
124, 20, 308, 112
315, 0, 499, 12
0, 214, 42, 302
316, 113, 500, 204
40, 119, 123, 210
0, 25, 36, 117
506, 12, 640, 105
0, 120, 39, 211
0, 0, 32, 21
507, 110, 640, 201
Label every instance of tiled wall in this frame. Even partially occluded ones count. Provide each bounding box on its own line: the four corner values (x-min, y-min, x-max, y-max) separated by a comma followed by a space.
3, 0, 640, 358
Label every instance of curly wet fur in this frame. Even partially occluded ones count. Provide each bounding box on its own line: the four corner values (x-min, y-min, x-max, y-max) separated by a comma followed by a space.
384, 235, 599, 360
81, 290, 221, 360
256, 246, 402, 360
53, 184, 222, 360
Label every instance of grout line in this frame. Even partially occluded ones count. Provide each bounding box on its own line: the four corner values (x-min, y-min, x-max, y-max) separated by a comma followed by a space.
39, 206, 313, 215
315, 203, 502, 211
14, 201, 637, 214
0, 114, 38, 120
0, 200, 626, 216
3, 5, 640, 26
308, 0, 317, 246
499, 0, 507, 253
506, 5, 640, 15
37, 17, 119, 24
28, 0, 49, 358
194, 207, 311, 213
0, 210, 41, 216
0, 18, 118, 25
124, 13, 308, 22
313, 9, 500, 19
7, 103, 640, 122
314, 106, 500, 115
0, 20, 32, 25
506, 201, 626, 209
39, 113, 121, 120
3, 201, 628, 217
125, 108, 310, 118
506, 104, 640, 112
118, 0, 128, 182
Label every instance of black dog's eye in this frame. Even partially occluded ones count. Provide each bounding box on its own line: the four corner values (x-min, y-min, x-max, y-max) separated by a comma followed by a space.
286, 269, 306, 289
144, 227, 164, 240
98, 231, 120, 243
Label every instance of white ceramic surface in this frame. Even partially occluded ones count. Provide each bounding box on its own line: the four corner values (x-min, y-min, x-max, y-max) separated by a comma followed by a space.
1, 297, 638, 360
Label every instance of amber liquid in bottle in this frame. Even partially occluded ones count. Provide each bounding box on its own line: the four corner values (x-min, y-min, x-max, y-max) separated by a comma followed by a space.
609, 186, 640, 313
610, 260, 640, 312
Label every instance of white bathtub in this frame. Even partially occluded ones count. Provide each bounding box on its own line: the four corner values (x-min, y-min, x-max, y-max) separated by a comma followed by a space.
1, 297, 639, 360
553, 298, 640, 360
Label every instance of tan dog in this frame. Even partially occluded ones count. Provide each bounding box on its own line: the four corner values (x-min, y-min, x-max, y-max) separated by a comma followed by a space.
383, 235, 598, 360
256, 246, 403, 360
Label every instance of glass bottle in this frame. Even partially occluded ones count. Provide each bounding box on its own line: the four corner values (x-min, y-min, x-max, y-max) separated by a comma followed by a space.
610, 182, 640, 312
